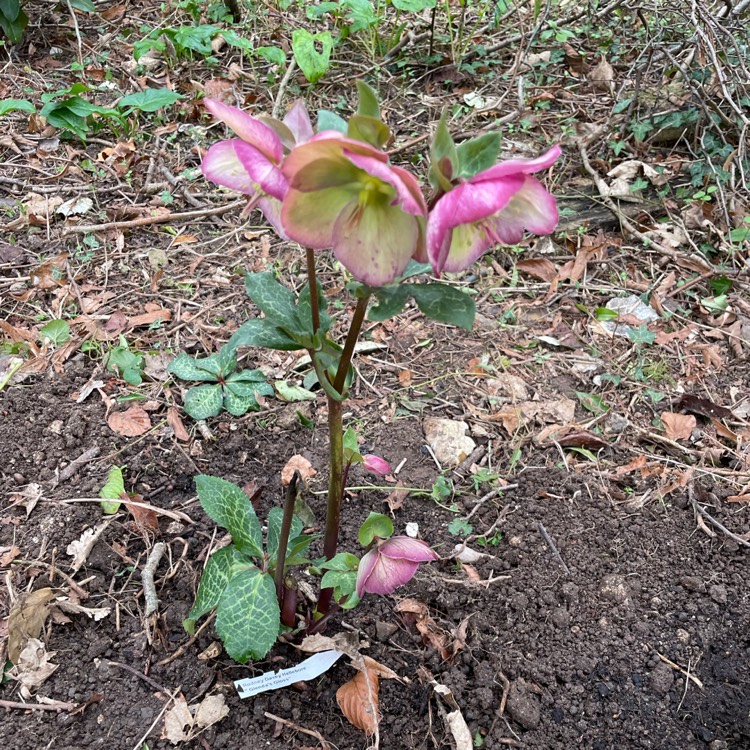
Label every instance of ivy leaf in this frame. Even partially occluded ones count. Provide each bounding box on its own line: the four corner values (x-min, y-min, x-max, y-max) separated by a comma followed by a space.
183, 383, 224, 420
291, 29, 333, 84
183, 546, 248, 634
409, 284, 475, 330
40, 319, 71, 345
215, 568, 280, 662
266, 506, 304, 562
455, 132, 501, 179
195, 475, 264, 559
576, 391, 609, 416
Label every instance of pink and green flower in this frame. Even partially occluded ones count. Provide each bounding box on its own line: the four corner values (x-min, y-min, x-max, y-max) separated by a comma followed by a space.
356, 536, 438, 597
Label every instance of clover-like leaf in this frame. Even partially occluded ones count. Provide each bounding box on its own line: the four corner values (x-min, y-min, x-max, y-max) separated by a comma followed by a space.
183, 546, 248, 634
215, 568, 280, 662
195, 475, 263, 559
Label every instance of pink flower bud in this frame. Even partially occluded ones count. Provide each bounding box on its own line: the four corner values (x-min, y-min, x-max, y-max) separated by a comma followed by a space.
362, 454, 390, 476
356, 537, 438, 597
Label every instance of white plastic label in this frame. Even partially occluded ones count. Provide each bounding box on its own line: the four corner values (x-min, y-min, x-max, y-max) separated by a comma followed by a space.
234, 650, 343, 699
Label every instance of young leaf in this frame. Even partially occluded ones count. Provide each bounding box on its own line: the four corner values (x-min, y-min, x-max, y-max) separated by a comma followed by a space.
358, 512, 394, 546
343, 426, 363, 464
0, 99, 35, 116
118, 88, 182, 113
275, 381, 317, 402
429, 114, 458, 191
195, 475, 264, 559
266, 506, 304, 561
40, 319, 71, 345
168, 353, 221, 382
409, 284, 475, 330
99, 465, 125, 514
320, 551, 360, 572
291, 29, 333, 84
455, 132, 501, 179
575, 391, 609, 416
355, 80, 380, 120
183, 383, 224, 420
347, 114, 390, 149
392, 0, 436, 9
183, 546, 248, 633
215, 568, 280, 662
317, 109, 348, 134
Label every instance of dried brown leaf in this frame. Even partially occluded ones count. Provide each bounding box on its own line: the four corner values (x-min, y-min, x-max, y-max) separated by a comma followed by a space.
167, 406, 191, 441
108, 406, 151, 437
8, 588, 55, 663
661, 412, 697, 442
336, 668, 380, 736
0, 545, 21, 566
516, 258, 558, 283
677, 394, 733, 420
385, 481, 409, 512
281, 455, 317, 486
128, 307, 172, 328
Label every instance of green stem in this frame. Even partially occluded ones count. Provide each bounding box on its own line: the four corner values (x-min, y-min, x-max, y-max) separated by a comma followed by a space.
318, 395, 344, 615
310, 351, 345, 402
305, 247, 321, 334
333, 294, 370, 394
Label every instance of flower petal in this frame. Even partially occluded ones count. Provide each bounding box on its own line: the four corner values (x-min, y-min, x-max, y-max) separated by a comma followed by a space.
204, 99, 283, 162
344, 151, 427, 216
283, 100, 314, 144
256, 196, 288, 239
380, 537, 439, 563
201, 140, 259, 196
471, 145, 562, 183
356, 550, 421, 596
362, 454, 390, 475
427, 176, 524, 274
332, 198, 420, 286
281, 187, 357, 249
436, 223, 493, 274
233, 140, 288, 200
486, 175, 559, 245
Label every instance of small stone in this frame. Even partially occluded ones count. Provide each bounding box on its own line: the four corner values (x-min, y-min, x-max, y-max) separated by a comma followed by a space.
375, 621, 398, 641
679, 576, 704, 593
13, 473, 25, 485
551, 607, 571, 629
599, 574, 632, 605
48, 419, 64, 434
506, 680, 541, 730
676, 628, 690, 643
709, 585, 727, 605
649, 662, 674, 696
604, 413, 629, 435
561, 582, 579, 603
423, 417, 476, 467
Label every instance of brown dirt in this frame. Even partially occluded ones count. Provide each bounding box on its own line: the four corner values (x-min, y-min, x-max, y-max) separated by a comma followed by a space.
1, 365, 748, 750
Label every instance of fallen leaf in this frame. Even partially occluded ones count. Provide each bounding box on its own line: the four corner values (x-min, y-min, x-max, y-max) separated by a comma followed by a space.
128, 307, 171, 328
108, 406, 151, 437
54, 597, 110, 621
125, 493, 160, 533
516, 258, 558, 283
8, 588, 55, 663
423, 418, 476, 467
336, 667, 380, 736
661, 412, 697, 441
588, 55, 615, 93
11, 639, 58, 694
56, 196, 93, 217
194, 693, 229, 729
281, 455, 317, 486
677, 394, 734, 420
30, 253, 68, 289
0, 545, 21, 566
385, 481, 409, 512
66, 519, 112, 574
167, 406, 191, 441
162, 695, 193, 744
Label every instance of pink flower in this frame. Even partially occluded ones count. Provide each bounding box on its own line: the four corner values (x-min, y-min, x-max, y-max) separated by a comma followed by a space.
427, 146, 561, 275
362, 454, 390, 475
201, 99, 313, 236
356, 536, 438, 597
281, 132, 428, 286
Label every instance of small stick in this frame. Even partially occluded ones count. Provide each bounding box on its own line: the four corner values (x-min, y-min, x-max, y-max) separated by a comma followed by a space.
142, 543, 166, 617
264, 711, 333, 750
537, 522, 571, 576
62, 200, 245, 234
272, 58, 298, 119
0, 698, 78, 712
157, 614, 215, 666
688, 484, 750, 548
58, 498, 193, 524
107, 660, 171, 695
463, 484, 518, 521
275, 470, 300, 602
53, 446, 101, 486
657, 653, 704, 689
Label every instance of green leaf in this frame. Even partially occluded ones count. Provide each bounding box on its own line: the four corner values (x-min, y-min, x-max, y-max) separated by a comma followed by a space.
244, 272, 305, 336
40, 319, 71, 345
284, 533, 314, 566
729, 227, 749, 243
448, 518, 473, 536
575, 391, 609, 415
275, 380, 317, 402
183, 546, 248, 633
195, 475, 264, 559
343, 426, 362, 464
0, 99, 35, 116
0, 0, 21, 22
222, 389, 262, 416
118, 88, 182, 113
400, 260, 433, 280
347, 114, 390, 149
266, 506, 304, 562
626, 324, 656, 345
167, 353, 221, 382
69, 0, 96, 12
291, 29, 333, 84
298, 282, 332, 336
317, 109, 348, 134
392, 0, 435, 8
456, 132, 501, 179
223, 371, 272, 414
594, 307, 620, 321
368, 285, 410, 321
410, 284, 475, 330
0, 0, 27, 44
257, 45, 286, 66
358, 512, 394, 546
183, 383, 224, 420
99, 465, 125, 514
226, 368, 268, 384
429, 114, 458, 190
320, 551, 360, 572
228, 319, 303, 352
709, 275, 732, 296
355, 80, 380, 119
320, 569, 357, 602
215, 568, 280, 662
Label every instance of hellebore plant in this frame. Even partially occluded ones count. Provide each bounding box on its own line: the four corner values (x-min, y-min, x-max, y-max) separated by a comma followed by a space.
184, 82, 560, 662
